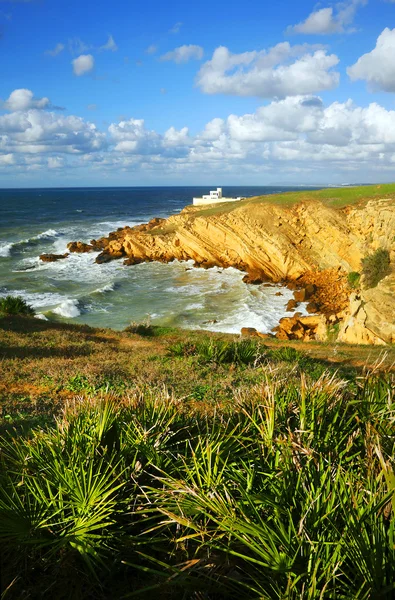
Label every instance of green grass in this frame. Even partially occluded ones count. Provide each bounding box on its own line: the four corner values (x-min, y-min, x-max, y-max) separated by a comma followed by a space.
362, 248, 391, 289
193, 183, 395, 218
0, 370, 394, 599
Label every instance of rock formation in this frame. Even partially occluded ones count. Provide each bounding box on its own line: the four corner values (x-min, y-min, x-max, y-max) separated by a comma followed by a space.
67, 195, 395, 345
39, 253, 69, 262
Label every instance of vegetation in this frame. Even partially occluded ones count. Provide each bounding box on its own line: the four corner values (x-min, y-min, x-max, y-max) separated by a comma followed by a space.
361, 248, 391, 289
0, 295, 35, 316
347, 270, 361, 289
1, 316, 395, 598
194, 183, 395, 217
0, 369, 394, 599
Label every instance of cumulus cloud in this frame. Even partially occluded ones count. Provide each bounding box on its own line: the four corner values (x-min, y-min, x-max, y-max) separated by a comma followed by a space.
347, 28, 395, 92
0, 108, 106, 155
109, 118, 161, 154
288, 0, 367, 35
100, 34, 117, 52
2, 88, 50, 111
196, 43, 339, 97
72, 54, 94, 76
160, 44, 204, 63
45, 43, 65, 57
3, 85, 395, 180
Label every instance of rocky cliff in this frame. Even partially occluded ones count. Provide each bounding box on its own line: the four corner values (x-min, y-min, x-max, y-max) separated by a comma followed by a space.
67, 194, 395, 345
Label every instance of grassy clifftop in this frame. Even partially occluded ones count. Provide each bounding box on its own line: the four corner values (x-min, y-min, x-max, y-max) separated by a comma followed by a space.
192, 183, 395, 217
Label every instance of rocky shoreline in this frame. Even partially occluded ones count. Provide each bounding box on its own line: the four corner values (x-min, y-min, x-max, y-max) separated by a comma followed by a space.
54, 195, 395, 345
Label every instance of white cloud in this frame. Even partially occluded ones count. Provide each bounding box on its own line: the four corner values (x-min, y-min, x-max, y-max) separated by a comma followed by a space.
0, 108, 106, 154
45, 43, 65, 57
198, 118, 225, 140
196, 44, 339, 97
145, 44, 157, 55
163, 126, 190, 146
68, 38, 91, 55
3, 85, 395, 181
72, 54, 94, 76
109, 119, 161, 154
2, 88, 50, 111
0, 153, 14, 165
288, 0, 367, 35
347, 28, 395, 92
100, 34, 118, 52
160, 44, 204, 63
47, 156, 64, 169
169, 22, 183, 34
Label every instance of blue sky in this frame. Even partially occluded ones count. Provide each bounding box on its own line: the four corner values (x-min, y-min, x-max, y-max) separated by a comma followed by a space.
0, 0, 395, 186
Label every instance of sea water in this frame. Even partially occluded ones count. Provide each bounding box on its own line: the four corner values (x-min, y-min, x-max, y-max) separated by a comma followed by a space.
0, 186, 314, 333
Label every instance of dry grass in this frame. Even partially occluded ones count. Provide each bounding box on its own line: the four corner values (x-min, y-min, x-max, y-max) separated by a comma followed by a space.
0, 315, 394, 433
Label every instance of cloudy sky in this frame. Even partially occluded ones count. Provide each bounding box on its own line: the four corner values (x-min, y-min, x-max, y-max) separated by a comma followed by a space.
0, 0, 395, 187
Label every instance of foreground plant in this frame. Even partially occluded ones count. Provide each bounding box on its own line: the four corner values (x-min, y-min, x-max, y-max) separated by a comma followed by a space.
0, 295, 35, 316
0, 371, 394, 598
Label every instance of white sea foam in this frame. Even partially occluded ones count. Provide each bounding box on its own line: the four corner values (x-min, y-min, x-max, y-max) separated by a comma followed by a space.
52, 299, 81, 318
35, 313, 48, 321
0, 229, 60, 257
92, 282, 115, 294
0, 243, 13, 257
0, 288, 66, 309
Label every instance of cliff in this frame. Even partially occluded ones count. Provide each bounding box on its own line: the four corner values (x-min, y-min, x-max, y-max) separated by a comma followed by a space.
67, 187, 395, 345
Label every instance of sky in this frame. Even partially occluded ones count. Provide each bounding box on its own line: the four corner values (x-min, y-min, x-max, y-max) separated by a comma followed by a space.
0, 0, 395, 187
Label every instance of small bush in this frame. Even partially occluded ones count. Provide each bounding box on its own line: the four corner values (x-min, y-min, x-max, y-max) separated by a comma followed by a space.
0, 295, 35, 316
195, 338, 263, 366
347, 271, 361, 289
361, 248, 391, 289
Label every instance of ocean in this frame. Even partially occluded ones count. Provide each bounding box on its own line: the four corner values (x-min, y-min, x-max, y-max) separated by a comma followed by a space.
0, 186, 313, 333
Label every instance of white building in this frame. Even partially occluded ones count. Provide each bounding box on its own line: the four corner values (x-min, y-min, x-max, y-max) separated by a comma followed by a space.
193, 188, 244, 206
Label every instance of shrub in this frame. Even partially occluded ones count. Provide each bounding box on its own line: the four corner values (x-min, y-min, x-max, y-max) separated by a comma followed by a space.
347, 271, 361, 289
361, 248, 391, 289
0, 295, 35, 316
195, 338, 263, 366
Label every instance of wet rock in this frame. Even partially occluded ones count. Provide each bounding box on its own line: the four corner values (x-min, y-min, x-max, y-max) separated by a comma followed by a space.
67, 241, 94, 253
95, 251, 124, 264
286, 299, 298, 312
306, 302, 319, 314
293, 289, 306, 302
39, 253, 69, 262
242, 271, 265, 285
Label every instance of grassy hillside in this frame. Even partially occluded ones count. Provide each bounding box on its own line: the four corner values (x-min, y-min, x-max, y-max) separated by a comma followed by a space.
193, 183, 395, 217
1, 315, 394, 433
0, 316, 394, 599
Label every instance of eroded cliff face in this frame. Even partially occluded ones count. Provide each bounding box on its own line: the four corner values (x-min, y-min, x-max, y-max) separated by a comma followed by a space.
67, 196, 395, 344
78, 199, 372, 279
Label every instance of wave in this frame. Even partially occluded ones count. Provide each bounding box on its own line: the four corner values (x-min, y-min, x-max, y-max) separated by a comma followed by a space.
92, 282, 116, 294
0, 243, 13, 257
52, 299, 81, 318
0, 229, 60, 257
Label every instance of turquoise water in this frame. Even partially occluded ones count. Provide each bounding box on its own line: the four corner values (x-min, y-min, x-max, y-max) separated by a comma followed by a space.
0, 186, 312, 332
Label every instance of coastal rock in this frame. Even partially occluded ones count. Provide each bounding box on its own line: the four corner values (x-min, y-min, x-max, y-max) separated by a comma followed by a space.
67, 241, 94, 253
338, 276, 395, 345
65, 196, 395, 344
39, 253, 69, 262
286, 299, 298, 312
274, 314, 328, 342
